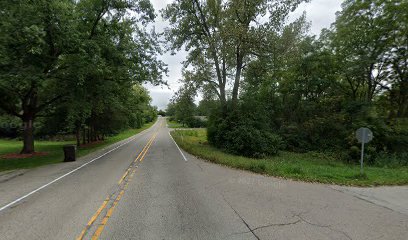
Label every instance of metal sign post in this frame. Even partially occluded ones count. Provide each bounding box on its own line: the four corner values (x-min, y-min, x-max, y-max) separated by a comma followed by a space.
360, 135, 365, 175
356, 128, 373, 175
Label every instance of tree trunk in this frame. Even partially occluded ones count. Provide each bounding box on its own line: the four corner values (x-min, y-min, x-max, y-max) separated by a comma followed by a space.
87, 127, 90, 143
21, 118, 35, 154
75, 127, 81, 147
397, 80, 408, 118
82, 127, 86, 145
92, 126, 96, 141
232, 51, 244, 106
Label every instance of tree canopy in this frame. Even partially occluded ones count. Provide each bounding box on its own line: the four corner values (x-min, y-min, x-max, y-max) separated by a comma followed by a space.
165, 0, 407, 164
163, 0, 309, 108
0, 0, 165, 153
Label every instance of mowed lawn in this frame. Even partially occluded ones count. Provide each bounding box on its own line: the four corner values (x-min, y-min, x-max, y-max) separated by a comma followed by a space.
0, 121, 154, 172
171, 129, 408, 186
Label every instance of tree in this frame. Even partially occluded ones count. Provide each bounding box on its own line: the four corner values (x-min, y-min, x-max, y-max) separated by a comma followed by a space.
163, 0, 309, 109
196, 99, 218, 117
157, 110, 166, 116
170, 83, 197, 126
165, 102, 176, 117
0, 0, 77, 153
0, 0, 165, 152
329, 0, 407, 106
382, 0, 408, 118
64, 0, 164, 145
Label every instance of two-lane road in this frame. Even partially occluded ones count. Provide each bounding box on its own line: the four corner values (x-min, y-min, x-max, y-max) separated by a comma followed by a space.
0, 117, 407, 239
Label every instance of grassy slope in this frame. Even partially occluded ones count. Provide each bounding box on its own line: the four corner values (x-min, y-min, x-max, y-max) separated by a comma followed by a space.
171, 129, 408, 186
166, 119, 187, 129
0, 121, 155, 172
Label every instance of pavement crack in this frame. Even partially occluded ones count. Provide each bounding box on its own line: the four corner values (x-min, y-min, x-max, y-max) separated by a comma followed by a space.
294, 213, 353, 240
252, 219, 302, 231
222, 207, 352, 240
329, 186, 398, 215
295, 213, 330, 228
221, 194, 260, 240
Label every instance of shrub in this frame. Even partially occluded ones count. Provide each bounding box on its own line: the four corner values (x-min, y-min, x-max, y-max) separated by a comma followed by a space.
186, 117, 207, 128
373, 152, 408, 168
280, 114, 348, 152
208, 107, 284, 158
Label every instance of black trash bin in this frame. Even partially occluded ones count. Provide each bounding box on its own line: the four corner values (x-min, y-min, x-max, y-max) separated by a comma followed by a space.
63, 145, 76, 162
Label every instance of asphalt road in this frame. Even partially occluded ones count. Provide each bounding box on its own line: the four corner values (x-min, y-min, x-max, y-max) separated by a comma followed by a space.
0, 117, 407, 240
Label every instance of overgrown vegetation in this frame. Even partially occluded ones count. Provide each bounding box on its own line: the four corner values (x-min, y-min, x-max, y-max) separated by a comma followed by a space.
165, 84, 208, 128
166, 119, 186, 129
172, 129, 408, 186
165, 0, 407, 162
207, 106, 283, 158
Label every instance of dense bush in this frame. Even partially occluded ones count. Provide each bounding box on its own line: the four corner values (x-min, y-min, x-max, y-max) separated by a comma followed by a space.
373, 152, 408, 168
185, 117, 207, 128
342, 117, 408, 165
280, 114, 348, 153
208, 107, 284, 158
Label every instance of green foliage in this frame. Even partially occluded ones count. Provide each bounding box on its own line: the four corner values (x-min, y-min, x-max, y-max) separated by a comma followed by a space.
196, 99, 218, 117
163, 0, 309, 106
0, 115, 20, 138
157, 110, 166, 116
208, 105, 284, 158
0, 0, 165, 152
165, 103, 176, 117
235, 0, 407, 165
185, 117, 207, 128
373, 152, 408, 168
169, 0, 408, 165
172, 129, 408, 186
167, 80, 197, 127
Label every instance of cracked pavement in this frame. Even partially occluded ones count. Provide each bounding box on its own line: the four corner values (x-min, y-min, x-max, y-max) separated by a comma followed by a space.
0, 118, 407, 239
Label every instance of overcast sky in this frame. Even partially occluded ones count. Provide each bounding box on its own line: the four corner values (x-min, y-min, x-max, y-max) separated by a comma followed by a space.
144, 0, 344, 110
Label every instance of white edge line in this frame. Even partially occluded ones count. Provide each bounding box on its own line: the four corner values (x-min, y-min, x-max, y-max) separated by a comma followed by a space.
0, 133, 141, 213
168, 132, 188, 162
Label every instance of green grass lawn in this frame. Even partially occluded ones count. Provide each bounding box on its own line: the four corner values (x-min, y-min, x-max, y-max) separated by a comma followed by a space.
0, 121, 155, 172
171, 129, 408, 186
166, 119, 187, 128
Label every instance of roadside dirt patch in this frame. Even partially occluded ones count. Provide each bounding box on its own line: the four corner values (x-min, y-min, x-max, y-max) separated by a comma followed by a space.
0, 152, 49, 159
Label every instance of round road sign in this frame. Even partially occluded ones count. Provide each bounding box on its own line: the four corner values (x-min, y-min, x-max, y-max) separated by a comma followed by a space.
356, 127, 373, 143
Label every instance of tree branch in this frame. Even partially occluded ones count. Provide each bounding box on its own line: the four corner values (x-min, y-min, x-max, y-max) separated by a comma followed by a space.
0, 105, 22, 118
89, 1, 108, 39
35, 95, 64, 114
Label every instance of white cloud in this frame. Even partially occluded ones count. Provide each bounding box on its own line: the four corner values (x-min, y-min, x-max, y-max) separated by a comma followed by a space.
143, 0, 186, 110
146, 0, 343, 110
291, 0, 343, 35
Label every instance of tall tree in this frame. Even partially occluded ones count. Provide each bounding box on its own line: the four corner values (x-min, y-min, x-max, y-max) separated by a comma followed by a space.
170, 76, 197, 126
330, 0, 405, 104
0, 0, 165, 153
163, 0, 308, 109
0, 0, 77, 153
382, 0, 408, 118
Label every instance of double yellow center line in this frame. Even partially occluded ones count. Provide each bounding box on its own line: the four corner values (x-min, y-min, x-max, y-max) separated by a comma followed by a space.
76, 126, 160, 240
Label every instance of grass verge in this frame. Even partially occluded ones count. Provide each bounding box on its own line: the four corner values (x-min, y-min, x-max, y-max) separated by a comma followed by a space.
171, 129, 408, 186
166, 119, 187, 128
0, 121, 155, 172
